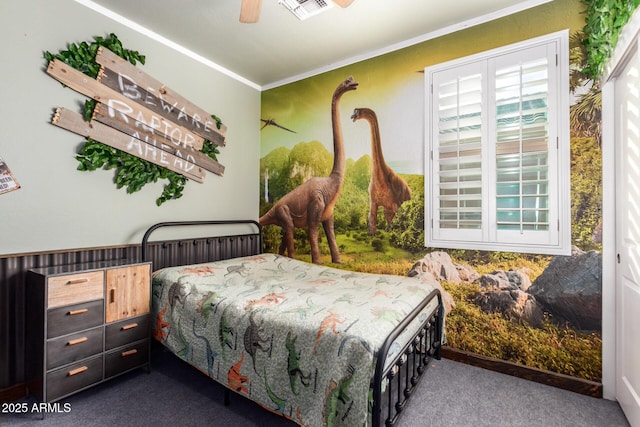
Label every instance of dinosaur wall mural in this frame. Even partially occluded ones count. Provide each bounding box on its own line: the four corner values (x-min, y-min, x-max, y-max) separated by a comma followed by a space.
259, 76, 359, 264
260, 0, 603, 386
351, 107, 412, 236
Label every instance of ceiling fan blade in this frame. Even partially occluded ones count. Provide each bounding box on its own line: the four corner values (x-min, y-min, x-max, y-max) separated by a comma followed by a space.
240, 0, 263, 23
332, 0, 354, 7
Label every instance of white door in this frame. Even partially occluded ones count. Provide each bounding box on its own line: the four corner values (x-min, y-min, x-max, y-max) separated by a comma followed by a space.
615, 43, 640, 427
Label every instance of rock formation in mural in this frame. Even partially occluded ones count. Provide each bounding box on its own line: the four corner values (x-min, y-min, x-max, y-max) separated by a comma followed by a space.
259, 76, 359, 264
528, 247, 602, 330
474, 269, 545, 329
410, 247, 603, 331
351, 107, 412, 235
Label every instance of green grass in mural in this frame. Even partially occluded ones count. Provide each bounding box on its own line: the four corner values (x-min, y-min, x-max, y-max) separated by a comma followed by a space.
295, 232, 417, 276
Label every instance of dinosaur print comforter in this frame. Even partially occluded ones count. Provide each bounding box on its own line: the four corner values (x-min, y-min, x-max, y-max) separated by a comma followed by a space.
152, 253, 441, 427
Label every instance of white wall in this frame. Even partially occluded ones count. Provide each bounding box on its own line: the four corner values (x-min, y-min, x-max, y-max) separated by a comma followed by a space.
0, 0, 260, 255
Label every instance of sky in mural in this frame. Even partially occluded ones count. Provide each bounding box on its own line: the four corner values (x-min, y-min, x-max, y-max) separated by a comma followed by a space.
261, 64, 426, 175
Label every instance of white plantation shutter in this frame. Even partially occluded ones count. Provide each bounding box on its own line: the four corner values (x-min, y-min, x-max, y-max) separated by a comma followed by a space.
432, 62, 486, 243
425, 31, 570, 255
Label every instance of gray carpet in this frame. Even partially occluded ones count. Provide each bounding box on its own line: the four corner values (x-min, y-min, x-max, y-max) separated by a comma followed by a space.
2, 346, 629, 427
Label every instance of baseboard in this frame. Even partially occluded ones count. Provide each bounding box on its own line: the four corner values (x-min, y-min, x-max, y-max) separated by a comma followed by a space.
441, 346, 603, 398
0, 383, 26, 403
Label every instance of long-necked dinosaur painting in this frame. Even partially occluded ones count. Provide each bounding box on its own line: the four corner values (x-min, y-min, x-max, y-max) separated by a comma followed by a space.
351, 107, 412, 235
259, 76, 359, 264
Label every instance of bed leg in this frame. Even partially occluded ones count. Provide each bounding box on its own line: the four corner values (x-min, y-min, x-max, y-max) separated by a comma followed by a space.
434, 302, 445, 360
224, 388, 230, 406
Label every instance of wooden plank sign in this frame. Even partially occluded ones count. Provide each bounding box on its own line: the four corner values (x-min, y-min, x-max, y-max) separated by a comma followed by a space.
47, 59, 205, 151
93, 103, 224, 176
52, 108, 206, 183
95, 47, 226, 147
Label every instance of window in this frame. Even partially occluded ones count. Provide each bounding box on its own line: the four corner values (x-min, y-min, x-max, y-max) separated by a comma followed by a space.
425, 31, 570, 255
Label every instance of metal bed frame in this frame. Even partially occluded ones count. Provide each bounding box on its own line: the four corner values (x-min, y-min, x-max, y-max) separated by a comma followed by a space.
142, 220, 443, 427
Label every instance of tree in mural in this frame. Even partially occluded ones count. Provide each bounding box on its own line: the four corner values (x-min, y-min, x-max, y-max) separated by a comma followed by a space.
570, 31, 602, 145
260, 146, 291, 203
388, 175, 425, 254
570, 31, 603, 249
259, 76, 359, 264
333, 155, 371, 232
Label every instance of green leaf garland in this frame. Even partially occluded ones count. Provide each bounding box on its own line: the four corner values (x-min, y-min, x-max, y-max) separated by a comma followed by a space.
581, 0, 640, 79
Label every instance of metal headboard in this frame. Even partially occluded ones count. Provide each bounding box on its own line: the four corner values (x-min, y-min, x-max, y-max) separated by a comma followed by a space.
141, 220, 263, 270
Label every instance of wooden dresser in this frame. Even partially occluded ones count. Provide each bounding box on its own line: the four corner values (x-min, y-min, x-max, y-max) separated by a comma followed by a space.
25, 259, 151, 403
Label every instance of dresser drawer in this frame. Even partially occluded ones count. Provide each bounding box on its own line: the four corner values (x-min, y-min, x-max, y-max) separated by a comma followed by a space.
47, 299, 104, 339
46, 355, 103, 402
105, 315, 150, 350
48, 271, 103, 309
46, 327, 103, 370
105, 340, 149, 378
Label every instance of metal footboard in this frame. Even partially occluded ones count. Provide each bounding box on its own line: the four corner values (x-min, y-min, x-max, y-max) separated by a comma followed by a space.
372, 289, 444, 427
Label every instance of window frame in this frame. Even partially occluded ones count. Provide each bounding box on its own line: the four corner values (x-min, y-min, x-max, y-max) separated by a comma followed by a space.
424, 30, 571, 255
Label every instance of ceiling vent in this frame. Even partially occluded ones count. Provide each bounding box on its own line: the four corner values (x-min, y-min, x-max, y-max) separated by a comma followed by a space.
278, 0, 333, 21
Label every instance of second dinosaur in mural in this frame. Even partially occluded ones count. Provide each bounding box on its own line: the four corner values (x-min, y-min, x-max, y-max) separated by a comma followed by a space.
351, 107, 411, 235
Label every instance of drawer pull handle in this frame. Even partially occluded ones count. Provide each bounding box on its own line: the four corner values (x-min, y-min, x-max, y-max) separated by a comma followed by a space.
121, 323, 138, 331
121, 349, 138, 357
67, 366, 88, 376
67, 309, 89, 316
110, 289, 116, 303
66, 278, 89, 285
67, 337, 88, 346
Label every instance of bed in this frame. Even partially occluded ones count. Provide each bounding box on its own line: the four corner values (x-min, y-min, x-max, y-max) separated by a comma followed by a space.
142, 220, 444, 427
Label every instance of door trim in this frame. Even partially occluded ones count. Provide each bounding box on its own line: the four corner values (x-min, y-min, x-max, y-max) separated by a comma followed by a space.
602, 5, 640, 412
